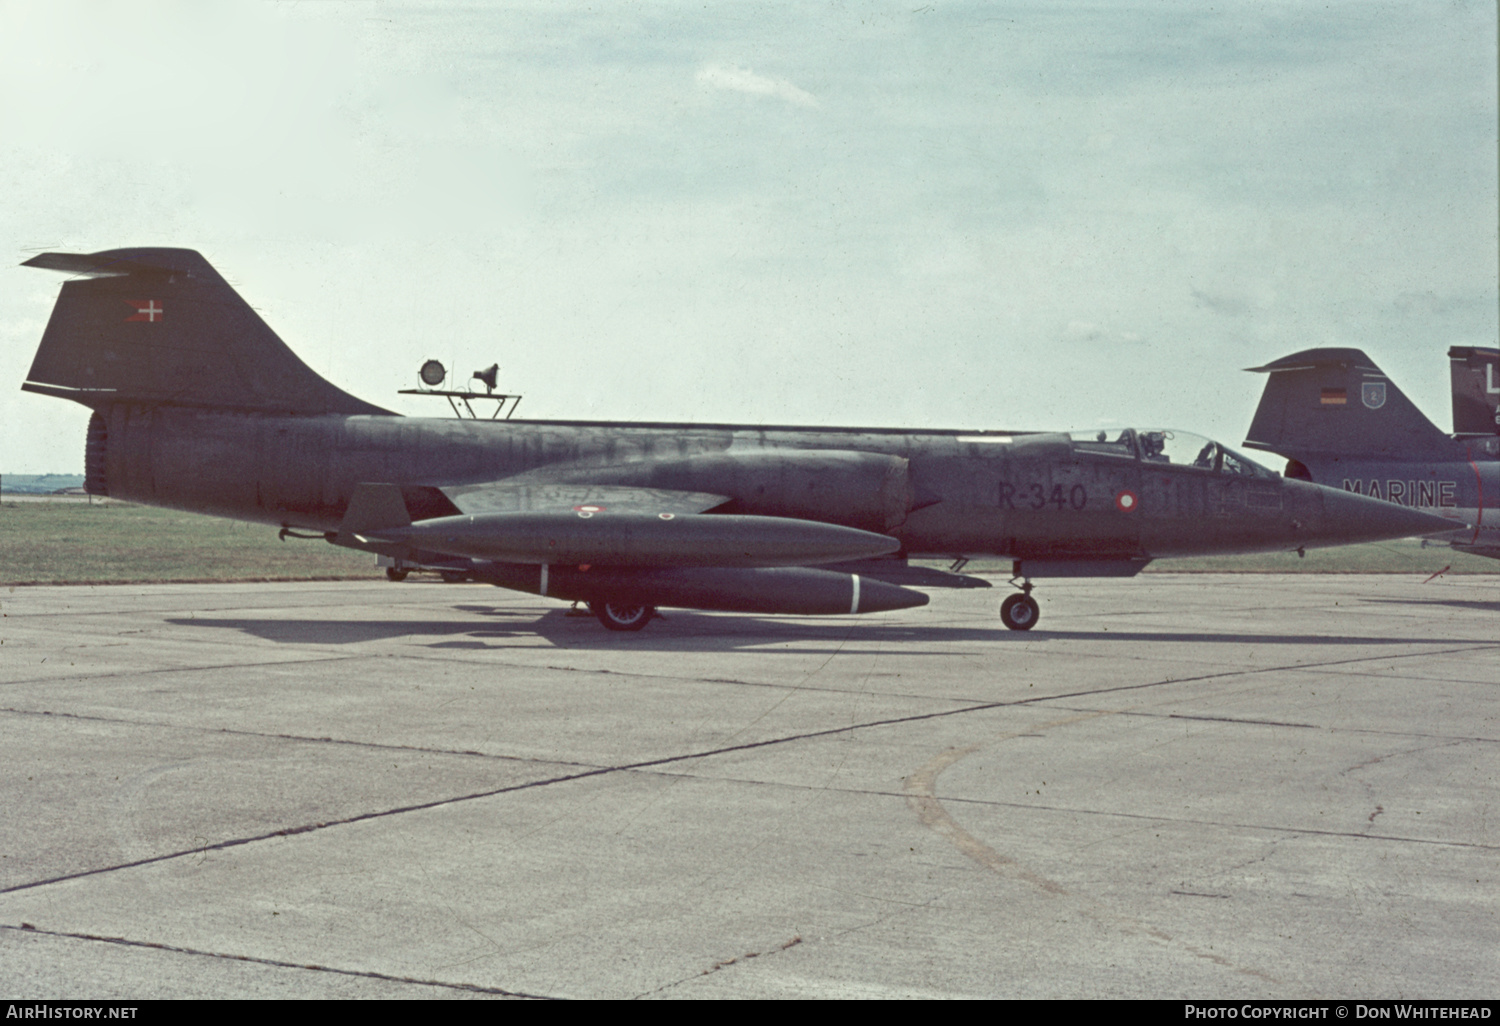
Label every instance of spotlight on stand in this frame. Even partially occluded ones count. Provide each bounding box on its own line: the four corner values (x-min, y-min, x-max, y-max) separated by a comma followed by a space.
472, 363, 499, 394
399, 359, 521, 421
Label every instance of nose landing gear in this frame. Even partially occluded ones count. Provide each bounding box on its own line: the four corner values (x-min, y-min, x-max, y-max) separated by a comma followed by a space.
1000, 576, 1039, 631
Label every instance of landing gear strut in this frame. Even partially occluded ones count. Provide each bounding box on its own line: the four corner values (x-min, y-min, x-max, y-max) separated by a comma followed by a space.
1000, 575, 1039, 631
590, 600, 657, 632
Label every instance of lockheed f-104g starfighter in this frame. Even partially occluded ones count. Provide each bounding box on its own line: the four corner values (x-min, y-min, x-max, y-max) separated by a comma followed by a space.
20, 249, 1454, 631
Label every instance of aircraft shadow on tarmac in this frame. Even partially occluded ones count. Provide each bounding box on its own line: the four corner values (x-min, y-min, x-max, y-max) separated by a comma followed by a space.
161, 606, 1479, 652
1358, 595, 1500, 614
165, 609, 996, 653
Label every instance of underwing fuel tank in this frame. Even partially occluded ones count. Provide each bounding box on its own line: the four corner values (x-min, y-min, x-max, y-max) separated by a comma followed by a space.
373, 511, 902, 568
474, 563, 930, 615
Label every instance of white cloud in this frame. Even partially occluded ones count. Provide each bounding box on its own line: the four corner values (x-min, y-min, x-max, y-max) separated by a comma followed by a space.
696, 63, 817, 107
1063, 320, 1104, 342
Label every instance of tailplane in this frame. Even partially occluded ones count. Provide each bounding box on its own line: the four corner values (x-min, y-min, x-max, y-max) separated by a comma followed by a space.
1448, 346, 1500, 436
1243, 348, 1449, 463
22, 248, 391, 416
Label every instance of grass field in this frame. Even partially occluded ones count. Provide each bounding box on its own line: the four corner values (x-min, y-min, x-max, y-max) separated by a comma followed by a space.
0, 498, 1493, 585
0, 500, 377, 585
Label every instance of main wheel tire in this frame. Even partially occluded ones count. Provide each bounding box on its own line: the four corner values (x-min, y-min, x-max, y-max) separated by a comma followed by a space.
385, 568, 409, 582
591, 601, 655, 632
439, 569, 469, 584
1000, 593, 1040, 631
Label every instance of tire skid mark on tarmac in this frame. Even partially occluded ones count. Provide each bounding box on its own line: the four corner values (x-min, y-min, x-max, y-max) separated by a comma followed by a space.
904, 715, 1283, 987
903, 713, 1104, 894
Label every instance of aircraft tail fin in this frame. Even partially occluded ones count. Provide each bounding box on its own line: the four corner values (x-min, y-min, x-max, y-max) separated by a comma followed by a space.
21, 248, 391, 416
1448, 346, 1500, 436
1243, 348, 1449, 462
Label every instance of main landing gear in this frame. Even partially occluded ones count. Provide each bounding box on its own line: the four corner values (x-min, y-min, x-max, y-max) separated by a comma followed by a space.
1000, 576, 1039, 631
590, 600, 657, 632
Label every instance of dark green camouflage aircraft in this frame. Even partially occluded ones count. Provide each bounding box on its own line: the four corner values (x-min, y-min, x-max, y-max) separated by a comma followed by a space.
20, 249, 1454, 631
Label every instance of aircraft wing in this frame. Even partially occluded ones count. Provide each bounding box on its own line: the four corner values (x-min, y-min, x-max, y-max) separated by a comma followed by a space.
438, 482, 730, 517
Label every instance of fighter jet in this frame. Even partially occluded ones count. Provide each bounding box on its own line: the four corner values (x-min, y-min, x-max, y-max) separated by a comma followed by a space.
19, 248, 1454, 631
1244, 347, 1499, 560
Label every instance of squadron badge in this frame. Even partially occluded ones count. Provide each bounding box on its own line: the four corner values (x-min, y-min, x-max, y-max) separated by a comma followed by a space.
1361, 381, 1387, 410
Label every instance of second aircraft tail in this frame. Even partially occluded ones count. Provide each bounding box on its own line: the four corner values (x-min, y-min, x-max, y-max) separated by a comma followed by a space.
1243, 347, 1450, 465
1448, 346, 1500, 436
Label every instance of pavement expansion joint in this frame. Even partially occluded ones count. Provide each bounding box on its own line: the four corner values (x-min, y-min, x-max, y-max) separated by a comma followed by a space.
0, 652, 365, 691
0, 699, 1034, 898
0, 703, 603, 765
923, 790, 1500, 851
0, 923, 550, 998
636, 934, 805, 998
1010, 640, 1500, 706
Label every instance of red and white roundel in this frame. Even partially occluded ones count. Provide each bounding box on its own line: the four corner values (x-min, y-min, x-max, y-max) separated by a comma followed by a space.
572, 504, 606, 513
658, 512, 675, 520
1115, 490, 1139, 513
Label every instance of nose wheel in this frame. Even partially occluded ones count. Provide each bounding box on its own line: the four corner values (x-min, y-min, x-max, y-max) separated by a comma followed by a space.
1000, 575, 1039, 631
1000, 593, 1039, 630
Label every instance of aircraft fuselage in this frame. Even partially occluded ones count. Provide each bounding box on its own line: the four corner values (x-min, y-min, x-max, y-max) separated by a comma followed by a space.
88, 404, 1434, 565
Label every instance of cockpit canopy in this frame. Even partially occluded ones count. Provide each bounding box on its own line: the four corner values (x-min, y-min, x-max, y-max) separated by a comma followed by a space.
1068, 428, 1276, 479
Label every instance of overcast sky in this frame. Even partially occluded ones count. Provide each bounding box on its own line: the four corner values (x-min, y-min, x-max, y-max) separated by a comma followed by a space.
2, 0, 1495, 474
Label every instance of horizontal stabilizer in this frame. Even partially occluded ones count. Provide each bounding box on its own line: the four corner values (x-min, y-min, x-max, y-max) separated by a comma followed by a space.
22, 252, 188, 278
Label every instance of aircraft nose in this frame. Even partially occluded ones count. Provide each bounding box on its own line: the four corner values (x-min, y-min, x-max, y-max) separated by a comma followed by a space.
1292, 481, 1460, 547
